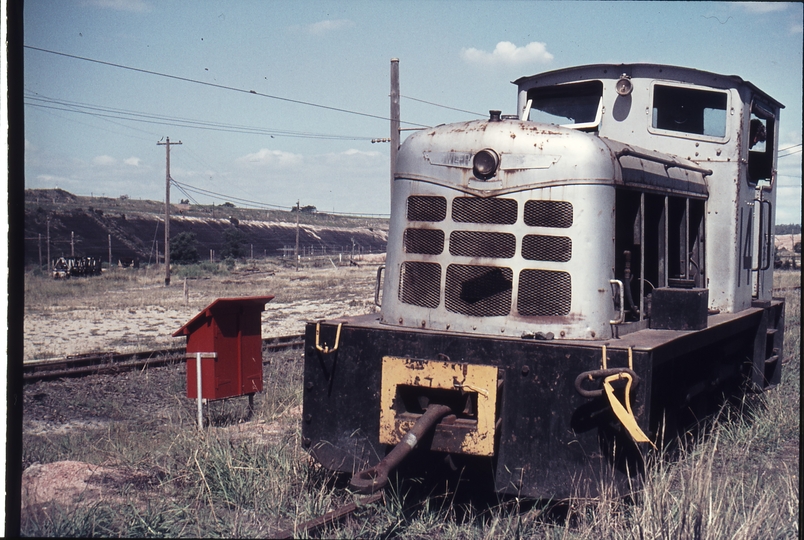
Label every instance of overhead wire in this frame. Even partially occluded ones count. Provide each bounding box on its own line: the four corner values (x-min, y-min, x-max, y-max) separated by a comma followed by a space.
401, 95, 486, 117
172, 179, 389, 217
25, 45, 431, 129
25, 94, 374, 140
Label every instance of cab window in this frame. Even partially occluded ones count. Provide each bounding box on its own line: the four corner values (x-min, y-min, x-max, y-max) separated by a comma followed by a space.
651, 85, 728, 138
748, 100, 775, 184
526, 81, 603, 130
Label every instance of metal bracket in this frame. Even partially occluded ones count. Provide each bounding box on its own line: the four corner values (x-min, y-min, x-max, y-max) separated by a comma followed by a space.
315, 322, 343, 354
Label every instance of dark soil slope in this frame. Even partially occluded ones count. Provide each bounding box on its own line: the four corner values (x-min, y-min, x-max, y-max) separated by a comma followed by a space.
24, 189, 388, 266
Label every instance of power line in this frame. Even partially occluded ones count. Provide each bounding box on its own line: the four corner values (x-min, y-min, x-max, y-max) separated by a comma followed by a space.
25, 94, 374, 141
172, 179, 389, 217
401, 95, 485, 117
25, 45, 431, 129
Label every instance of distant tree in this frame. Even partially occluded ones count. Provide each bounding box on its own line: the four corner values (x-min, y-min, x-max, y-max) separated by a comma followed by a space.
301, 205, 317, 213
221, 202, 236, 208
795, 242, 801, 254
220, 227, 246, 259
171, 231, 200, 264
775, 224, 802, 235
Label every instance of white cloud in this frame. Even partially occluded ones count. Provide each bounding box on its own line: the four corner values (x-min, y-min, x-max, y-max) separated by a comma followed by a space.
462, 41, 554, 66
236, 148, 304, 168
93, 155, 117, 166
124, 157, 141, 166
730, 2, 788, 14
81, 0, 151, 13
341, 148, 381, 157
790, 22, 803, 34
303, 19, 355, 35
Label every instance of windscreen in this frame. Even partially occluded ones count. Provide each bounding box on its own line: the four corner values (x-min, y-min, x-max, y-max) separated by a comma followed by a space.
526, 81, 603, 128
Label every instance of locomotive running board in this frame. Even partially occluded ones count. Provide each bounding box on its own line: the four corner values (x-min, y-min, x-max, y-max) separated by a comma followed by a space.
379, 356, 499, 456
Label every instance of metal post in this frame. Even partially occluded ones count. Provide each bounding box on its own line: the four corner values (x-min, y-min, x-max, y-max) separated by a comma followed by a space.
108, 234, 112, 270
71, 231, 74, 257
46, 217, 50, 272
196, 352, 203, 430
38, 234, 42, 271
295, 200, 300, 272
390, 58, 400, 191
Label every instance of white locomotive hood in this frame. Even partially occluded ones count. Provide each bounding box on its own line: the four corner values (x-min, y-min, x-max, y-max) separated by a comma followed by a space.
395, 118, 708, 200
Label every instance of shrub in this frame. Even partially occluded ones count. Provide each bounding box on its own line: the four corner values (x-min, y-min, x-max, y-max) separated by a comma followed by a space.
170, 231, 200, 264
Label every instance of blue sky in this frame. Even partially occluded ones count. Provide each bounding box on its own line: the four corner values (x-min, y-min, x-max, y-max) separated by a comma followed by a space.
23, 0, 802, 223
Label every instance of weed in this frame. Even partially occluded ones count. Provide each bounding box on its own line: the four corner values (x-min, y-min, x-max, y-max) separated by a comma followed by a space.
21, 266, 799, 537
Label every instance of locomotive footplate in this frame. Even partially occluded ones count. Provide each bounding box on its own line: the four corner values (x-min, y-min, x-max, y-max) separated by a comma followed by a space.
302, 306, 781, 499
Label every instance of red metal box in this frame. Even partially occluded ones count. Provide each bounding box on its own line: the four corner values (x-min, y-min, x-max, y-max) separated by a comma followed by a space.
173, 296, 274, 400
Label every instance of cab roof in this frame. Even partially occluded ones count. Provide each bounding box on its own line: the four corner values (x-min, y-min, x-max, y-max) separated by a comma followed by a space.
513, 63, 784, 110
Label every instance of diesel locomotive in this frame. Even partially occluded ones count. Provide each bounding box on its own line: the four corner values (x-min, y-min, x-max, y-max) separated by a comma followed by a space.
301, 63, 785, 498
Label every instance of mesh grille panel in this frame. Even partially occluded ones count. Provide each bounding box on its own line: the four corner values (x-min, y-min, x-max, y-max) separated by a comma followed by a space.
524, 200, 573, 228
399, 262, 441, 308
445, 264, 512, 317
449, 231, 516, 259
404, 228, 444, 255
517, 270, 571, 316
522, 235, 572, 262
452, 197, 517, 224
407, 196, 447, 222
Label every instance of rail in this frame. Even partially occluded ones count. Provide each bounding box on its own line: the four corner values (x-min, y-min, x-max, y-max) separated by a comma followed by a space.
23, 334, 305, 383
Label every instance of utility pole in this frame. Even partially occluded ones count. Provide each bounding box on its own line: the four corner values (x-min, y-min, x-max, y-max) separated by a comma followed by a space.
71, 231, 75, 257
295, 200, 300, 272
46, 217, 51, 272
390, 58, 400, 190
157, 137, 182, 286
108, 234, 112, 270
38, 234, 42, 271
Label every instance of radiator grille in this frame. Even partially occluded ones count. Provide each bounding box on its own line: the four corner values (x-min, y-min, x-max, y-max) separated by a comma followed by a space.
407, 196, 447, 222
452, 197, 517, 225
445, 264, 513, 317
399, 262, 441, 308
449, 231, 516, 259
522, 235, 572, 262
524, 200, 573, 228
404, 228, 444, 255
517, 270, 572, 316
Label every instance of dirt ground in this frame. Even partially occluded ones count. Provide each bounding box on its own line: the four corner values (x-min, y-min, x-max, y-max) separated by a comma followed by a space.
21, 259, 383, 524
23, 256, 384, 360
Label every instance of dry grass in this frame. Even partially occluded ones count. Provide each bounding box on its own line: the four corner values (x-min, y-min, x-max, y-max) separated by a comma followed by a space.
21, 265, 800, 538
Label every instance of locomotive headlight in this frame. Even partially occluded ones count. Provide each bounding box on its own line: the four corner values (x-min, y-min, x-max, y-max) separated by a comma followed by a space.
615, 74, 633, 96
473, 149, 500, 180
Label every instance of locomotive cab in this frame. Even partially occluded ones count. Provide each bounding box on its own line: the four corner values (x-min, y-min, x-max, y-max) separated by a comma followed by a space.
301, 64, 785, 499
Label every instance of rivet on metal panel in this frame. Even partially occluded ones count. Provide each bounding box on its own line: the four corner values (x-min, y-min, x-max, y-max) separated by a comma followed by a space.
521, 365, 530, 376
304, 413, 313, 423
305, 381, 314, 390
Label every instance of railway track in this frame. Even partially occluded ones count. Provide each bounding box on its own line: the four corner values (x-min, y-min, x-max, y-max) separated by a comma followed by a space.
23, 334, 305, 383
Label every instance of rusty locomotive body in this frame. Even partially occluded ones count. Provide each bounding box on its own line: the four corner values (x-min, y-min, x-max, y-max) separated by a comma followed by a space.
301, 64, 785, 498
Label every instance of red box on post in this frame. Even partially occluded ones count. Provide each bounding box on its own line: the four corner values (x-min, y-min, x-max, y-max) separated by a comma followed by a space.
173, 296, 274, 400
